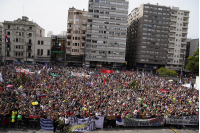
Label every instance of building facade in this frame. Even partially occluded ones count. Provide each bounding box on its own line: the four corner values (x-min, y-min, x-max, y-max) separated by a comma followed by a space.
166, 7, 190, 71
34, 37, 51, 64
189, 39, 199, 56
66, 7, 87, 66
3, 16, 45, 64
0, 23, 4, 62
47, 31, 53, 37
126, 4, 170, 71
50, 35, 66, 66
85, 0, 128, 68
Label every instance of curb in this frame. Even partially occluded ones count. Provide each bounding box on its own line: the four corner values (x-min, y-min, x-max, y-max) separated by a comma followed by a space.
169, 126, 177, 133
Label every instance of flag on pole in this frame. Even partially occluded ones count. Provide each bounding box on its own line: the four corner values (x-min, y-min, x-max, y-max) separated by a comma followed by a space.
103, 80, 105, 85
5, 32, 9, 42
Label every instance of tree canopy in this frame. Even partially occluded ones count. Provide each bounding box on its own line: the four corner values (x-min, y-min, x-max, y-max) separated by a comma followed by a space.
157, 67, 177, 77
186, 48, 199, 73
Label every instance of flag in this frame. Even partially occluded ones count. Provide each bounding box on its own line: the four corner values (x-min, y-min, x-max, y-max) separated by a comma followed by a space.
103, 80, 105, 85
40, 95, 46, 98
5, 32, 9, 42
59, 79, 60, 84
116, 115, 124, 125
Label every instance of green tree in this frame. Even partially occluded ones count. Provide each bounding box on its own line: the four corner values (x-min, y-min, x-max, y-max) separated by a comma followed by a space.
186, 48, 199, 73
15, 73, 31, 84
157, 67, 177, 77
129, 79, 139, 89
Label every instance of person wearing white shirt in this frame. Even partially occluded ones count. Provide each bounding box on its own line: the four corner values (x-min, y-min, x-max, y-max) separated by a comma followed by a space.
64, 115, 70, 131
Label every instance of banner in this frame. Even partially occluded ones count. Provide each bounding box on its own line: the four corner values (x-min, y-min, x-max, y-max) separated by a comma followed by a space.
123, 116, 165, 126
49, 73, 62, 77
166, 115, 199, 125
101, 69, 113, 73
69, 116, 104, 131
40, 118, 53, 130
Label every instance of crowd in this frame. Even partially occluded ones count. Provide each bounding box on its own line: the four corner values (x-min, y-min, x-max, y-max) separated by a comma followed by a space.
0, 64, 198, 130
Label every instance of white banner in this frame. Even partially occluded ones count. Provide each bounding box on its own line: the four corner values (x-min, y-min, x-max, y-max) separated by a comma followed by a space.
69, 116, 104, 131
166, 115, 199, 125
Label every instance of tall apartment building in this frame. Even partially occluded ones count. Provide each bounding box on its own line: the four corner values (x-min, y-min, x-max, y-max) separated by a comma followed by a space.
66, 7, 88, 66
85, 0, 128, 68
0, 23, 4, 62
3, 16, 45, 64
47, 31, 53, 37
166, 7, 190, 71
126, 4, 170, 72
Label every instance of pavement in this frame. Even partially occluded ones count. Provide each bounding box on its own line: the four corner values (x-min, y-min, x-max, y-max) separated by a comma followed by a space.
0, 126, 198, 133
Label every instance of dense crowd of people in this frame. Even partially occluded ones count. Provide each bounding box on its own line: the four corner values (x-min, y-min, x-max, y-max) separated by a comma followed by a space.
0, 64, 198, 130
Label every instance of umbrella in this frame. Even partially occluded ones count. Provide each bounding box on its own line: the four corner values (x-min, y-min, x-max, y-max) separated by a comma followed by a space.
6, 85, 13, 88
168, 80, 173, 82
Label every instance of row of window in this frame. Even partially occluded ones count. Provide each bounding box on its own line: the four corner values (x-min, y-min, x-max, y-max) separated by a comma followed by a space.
89, 0, 128, 6
141, 59, 165, 63
72, 49, 80, 52
67, 43, 84, 47
143, 28, 168, 33
7, 25, 32, 30
38, 40, 44, 45
142, 37, 168, 41
144, 10, 170, 15
142, 42, 168, 46
144, 6, 170, 11
86, 55, 125, 60
90, 51, 124, 55
141, 55, 166, 58
143, 19, 169, 24
144, 15, 170, 20
141, 46, 167, 50
68, 12, 87, 16
140, 51, 164, 54
37, 49, 50, 56
142, 33, 168, 37
14, 52, 24, 56
143, 24, 169, 29
89, 45, 126, 50
15, 38, 25, 43
68, 24, 86, 29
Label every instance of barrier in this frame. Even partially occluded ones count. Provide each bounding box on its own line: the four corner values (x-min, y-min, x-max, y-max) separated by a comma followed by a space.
40, 118, 53, 130
166, 115, 199, 125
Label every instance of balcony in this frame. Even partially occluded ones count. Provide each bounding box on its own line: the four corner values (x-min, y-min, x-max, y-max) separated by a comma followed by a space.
26, 49, 32, 52
183, 25, 188, 28
170, 18, 177, 22
181, 41, 186, 44
67, 39, 71, 42
26, 42, 32, 46
15, 56, 24, 59
182, 35, 187, 38
67, 27, 72, 30
182, 30, 187, 33
167, 61, 173, 64
183, 19, 188, 23
168, 45, 174, 48
169, 39, 175, 43
66, 45, 71, 48
180, 51, 185, 54
167, 55, 174, 59
169, 34, 175, 37
171, 13, 177, 16
13, 48, 25, 52
170, 29, 176, 32
66, 51, 71, 54
81, 39, 86, 43
81, 33, 86, 37
68, 20, 73, 23
82, 27, 86, 30
168, 51, 174, 53
184, 14, 189, 18
67, 33, 72, 36
180, 46, 186, 49
170, 23, 176, 27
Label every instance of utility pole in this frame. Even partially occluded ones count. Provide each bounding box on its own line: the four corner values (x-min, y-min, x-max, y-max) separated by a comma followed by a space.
180, 52, 185, 84
4, 30, 7, 89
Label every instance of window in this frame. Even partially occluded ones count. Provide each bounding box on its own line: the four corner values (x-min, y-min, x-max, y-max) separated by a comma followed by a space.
8, 25, 10, 28
16, 38, 18, 42
95, 0, 99, 3
47, 50, 50, 56
41, 41, 43, 45
41, 49, 43, 55
7, 32, 10, 35
29, 33, 32, 37
37, 49, 40, 55
144, 6, 149, 8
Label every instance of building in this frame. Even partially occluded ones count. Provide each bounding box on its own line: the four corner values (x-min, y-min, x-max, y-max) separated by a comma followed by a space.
34, 37, 51, 64
3, 16, 45, 64
50, 35, 66, 66
166, 7, 190, 71
85, 0, 128, 68
126, 4, 170, 72
0, 23, 4, 62
47, 31, 53, 37
189, 39, 199, 56
59, 31, 67, 36
66, 7, 87, 66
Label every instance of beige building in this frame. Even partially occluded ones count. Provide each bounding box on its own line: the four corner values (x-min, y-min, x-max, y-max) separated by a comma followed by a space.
166, 7, 190, 70
3, 16, 45, 64
66, 7, 87, 66
34, 37, 51, 64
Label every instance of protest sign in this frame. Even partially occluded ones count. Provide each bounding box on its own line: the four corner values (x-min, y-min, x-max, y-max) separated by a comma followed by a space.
166, 115, 199, 125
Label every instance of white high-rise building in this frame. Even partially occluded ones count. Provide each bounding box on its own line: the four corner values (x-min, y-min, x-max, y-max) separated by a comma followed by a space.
47, 31, 53, 37
166, 7, 190, 70
85, 0, 129, 68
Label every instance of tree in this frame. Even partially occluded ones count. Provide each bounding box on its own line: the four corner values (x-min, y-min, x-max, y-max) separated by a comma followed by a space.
129, 79, 139, 89
15, 73, 31, 84
157, 67, 177, 77
186, 48, 199, 73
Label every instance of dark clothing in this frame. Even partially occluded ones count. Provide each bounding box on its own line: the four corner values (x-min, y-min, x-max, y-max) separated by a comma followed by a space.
53, 118, 58, 132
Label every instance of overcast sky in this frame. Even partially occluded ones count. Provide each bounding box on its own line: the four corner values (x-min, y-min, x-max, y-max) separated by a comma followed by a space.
0, 0, 199, 39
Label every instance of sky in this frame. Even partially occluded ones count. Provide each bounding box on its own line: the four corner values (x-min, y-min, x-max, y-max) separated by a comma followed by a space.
0, 0, 199, 39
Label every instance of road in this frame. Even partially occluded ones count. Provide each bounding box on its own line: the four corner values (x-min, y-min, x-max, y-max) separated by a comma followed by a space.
0, 126, 198, 133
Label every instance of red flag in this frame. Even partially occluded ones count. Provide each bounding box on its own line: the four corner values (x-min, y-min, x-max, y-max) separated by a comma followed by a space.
103, 80, 105, 85
59, 79, 60, 84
